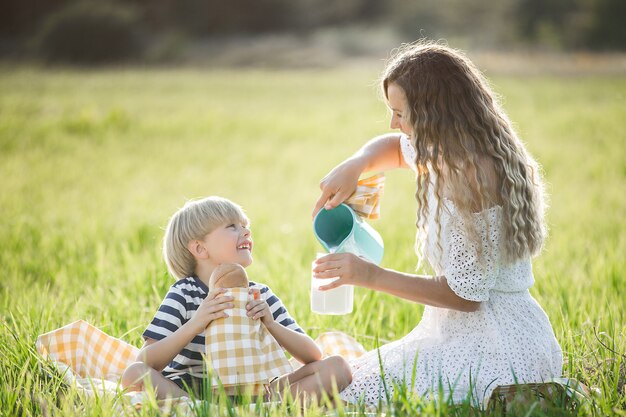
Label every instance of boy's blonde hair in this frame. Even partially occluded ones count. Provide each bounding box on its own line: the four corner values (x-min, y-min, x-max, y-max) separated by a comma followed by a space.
163, 196, 249, 279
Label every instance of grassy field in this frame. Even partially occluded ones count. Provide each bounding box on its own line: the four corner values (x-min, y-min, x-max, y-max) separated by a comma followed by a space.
0, 66, 624, 416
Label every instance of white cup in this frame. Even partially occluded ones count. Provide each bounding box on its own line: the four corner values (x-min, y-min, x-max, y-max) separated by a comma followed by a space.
311, 253, 353, 315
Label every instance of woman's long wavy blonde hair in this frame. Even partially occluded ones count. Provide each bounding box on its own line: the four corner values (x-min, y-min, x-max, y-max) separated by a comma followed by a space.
382, 41, 547, 265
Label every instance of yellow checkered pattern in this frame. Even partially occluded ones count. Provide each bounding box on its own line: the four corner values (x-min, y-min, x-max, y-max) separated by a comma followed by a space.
345, 173, 385, 220
36, 320, 587, 411
315, 331, 366, 361
36, 319, 139, 380
35, 321, 366, 401
205, 288, 293, 391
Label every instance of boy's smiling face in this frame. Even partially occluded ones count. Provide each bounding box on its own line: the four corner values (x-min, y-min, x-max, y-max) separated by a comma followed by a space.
201, 221, 253, 268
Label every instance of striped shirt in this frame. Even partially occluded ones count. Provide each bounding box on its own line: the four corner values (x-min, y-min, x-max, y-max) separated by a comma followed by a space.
143, 276, 304, 381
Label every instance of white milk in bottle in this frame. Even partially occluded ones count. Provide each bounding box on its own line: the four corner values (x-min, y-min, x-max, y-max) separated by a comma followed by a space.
311, 253, 353, 315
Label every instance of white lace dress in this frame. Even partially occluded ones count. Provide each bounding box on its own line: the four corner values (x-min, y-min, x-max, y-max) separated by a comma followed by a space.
339, 136, 562, 407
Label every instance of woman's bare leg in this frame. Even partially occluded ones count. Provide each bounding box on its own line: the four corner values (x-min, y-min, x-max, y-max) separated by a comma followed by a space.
121, 362, 188, 400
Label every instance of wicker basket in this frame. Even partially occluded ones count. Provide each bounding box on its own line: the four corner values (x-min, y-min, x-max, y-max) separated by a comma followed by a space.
486, 378, 594, 415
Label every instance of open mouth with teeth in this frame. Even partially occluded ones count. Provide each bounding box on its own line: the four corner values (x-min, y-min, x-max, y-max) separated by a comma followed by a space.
237, 243, 251, 251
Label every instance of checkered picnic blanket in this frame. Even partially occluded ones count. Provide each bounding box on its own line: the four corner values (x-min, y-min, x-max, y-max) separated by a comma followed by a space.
35, 320, 365, 399
36, 319, 139, 382
315, 331, 366, 362
35, 320, 591, 413
204, 288, 293, 392
345, 173, 385, 220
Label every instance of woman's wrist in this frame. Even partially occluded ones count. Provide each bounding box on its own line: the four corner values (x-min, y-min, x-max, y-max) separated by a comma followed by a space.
362, 262, 384, 289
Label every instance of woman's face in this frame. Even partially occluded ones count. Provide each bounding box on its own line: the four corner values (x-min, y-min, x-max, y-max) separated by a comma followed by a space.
387, 82, 413, 138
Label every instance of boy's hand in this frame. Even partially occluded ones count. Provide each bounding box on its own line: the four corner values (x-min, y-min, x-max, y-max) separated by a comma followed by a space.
246, 289, 274, 326
188, 288, 234, 334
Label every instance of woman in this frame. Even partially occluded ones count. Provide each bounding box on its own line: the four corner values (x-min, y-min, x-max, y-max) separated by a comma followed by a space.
312, 42, 562, 406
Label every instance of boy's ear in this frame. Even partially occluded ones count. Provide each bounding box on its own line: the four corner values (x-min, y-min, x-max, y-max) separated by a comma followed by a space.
187, 239, 209, 259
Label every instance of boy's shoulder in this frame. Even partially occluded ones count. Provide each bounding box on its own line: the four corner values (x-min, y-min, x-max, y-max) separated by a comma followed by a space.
248, 280, 269, 291
248, 281, 280, 297
170, 276, 208, 295
167, 278, 280, 299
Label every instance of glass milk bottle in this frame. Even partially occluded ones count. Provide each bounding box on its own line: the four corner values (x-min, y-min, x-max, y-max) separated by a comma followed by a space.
311, 253, 354, 315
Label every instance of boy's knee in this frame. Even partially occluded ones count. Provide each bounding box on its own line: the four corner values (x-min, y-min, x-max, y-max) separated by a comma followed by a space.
325, 355, 352, 387
121, 362, 151, 389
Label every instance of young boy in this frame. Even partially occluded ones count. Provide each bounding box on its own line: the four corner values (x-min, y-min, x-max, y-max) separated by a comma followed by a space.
122, 196, 351, 401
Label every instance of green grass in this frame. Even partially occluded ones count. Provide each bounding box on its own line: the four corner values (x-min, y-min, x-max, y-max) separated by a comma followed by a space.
0, 66, 624, 416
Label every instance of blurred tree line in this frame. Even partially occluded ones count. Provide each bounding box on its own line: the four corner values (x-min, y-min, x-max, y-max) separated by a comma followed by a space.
0, 0, 624, 63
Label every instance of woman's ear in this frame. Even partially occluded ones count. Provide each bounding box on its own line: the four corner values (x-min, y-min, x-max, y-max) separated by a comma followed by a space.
187, 239, 209, 260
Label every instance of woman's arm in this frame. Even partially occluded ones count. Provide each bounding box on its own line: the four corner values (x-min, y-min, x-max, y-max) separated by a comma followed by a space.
313, 133, 408, 217
313, 253, 481, 313
366, 268, 480, 312
350, 133, 409, 173
265, 322, 323, 364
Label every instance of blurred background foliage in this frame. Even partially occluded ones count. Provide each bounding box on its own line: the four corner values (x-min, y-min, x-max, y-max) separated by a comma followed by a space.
0, 0, 624, 64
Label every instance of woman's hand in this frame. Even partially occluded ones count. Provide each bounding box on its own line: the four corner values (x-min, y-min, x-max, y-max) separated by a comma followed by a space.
312, 158, 364, 218
312, 253, 379, 290
187, 288, 234, 334
246, 290, 274, 326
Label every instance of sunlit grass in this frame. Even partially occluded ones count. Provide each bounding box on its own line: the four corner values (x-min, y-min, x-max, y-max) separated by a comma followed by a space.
0, 66, 624, 416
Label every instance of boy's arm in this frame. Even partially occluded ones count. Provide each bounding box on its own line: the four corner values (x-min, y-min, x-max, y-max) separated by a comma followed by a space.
264, 322, 322, 364
247, 287, 322, 364
138, 321, 203, 371
140, 287, 233, 371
